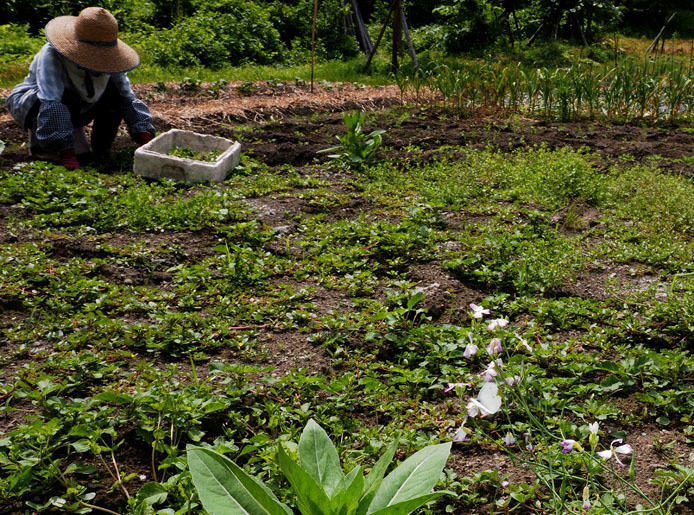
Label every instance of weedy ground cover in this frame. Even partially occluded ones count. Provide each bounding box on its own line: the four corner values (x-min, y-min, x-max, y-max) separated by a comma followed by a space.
0, 105, 693, 515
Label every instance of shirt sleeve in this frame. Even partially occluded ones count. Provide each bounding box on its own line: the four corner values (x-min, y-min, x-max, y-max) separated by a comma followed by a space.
35, 45, 66, 103
109, 73, 137, 101
111, 73, 155, 137
34, 46, 73, 150
124, 98, 156, 138
36, 101, 74, 150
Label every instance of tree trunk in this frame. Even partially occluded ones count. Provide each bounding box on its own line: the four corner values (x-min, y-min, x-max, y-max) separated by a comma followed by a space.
392, 0, 402, 73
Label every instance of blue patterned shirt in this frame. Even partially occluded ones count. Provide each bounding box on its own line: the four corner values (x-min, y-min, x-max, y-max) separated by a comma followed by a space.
6, 43, 154, 149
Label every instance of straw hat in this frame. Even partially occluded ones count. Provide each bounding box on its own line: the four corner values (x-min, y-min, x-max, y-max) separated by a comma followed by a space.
45, 7, 139, 73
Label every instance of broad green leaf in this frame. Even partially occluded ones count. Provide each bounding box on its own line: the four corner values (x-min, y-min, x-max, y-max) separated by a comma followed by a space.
70, 439, 91, 453
368, 492, 454, 515
136, 482, 168, 506
357, 439, 398, 515
298, 419, 344, 497
187, 446, 292, 515
366, 442, 451, 514
406, 292, 425, 310
278, 442, 331, 515
64, 462, 97, 475
329, 466, 364, 514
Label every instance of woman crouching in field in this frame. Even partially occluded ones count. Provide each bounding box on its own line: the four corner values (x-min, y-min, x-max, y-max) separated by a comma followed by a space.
6, 7, 155, 170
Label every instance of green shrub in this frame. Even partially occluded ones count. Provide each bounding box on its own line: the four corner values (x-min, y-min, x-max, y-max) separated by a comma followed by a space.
0, 24, 43, 64
150, 2, 281, 68
267, 0, 357, 61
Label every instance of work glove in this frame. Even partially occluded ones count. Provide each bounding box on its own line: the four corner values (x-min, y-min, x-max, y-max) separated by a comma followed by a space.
137, 132, 153, 146
60, 148, 79, 170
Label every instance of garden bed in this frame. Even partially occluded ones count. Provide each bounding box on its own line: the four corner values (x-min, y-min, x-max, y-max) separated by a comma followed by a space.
0, 83, 693, 514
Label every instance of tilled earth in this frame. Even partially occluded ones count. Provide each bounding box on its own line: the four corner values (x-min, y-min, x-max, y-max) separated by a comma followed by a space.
3, 81, 694, 174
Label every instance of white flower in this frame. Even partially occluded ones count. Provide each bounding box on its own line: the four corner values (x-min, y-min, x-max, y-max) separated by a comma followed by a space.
469, 303, 490, 319
514, 332, 532, 352
504, 432, 516, 446
464, 332, 478, 358
453, 426, 468, 442
453, 416, 470, 442
588, 422, 599, 434
597, 439, 633, 467
487, 318, 509, 331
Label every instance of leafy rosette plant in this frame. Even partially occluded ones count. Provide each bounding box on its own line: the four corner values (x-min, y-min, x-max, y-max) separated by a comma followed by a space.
187, 419, 453, 515
318, 111, 385, 171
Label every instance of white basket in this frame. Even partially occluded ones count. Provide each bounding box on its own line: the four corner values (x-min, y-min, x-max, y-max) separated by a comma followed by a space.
134, 129, 241, 183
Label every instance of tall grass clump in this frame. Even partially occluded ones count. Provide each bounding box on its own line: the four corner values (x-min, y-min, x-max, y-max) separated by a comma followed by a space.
394, 56, 694, 122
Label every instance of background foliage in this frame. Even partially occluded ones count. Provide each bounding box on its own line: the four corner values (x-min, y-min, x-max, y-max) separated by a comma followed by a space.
0, 0, 692, 70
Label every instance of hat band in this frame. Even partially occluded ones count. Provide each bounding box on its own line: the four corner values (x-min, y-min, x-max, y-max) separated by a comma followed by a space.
78, 38, 117, 47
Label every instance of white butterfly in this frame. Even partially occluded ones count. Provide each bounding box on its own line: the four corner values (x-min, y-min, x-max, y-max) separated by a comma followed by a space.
467, 382, 502, 417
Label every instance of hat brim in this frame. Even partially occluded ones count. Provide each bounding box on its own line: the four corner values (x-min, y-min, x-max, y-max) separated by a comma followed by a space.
46, 16, 140, 74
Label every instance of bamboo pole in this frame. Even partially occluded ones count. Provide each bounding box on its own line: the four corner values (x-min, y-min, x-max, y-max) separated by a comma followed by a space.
311, 0, 319, 93
365, 0, 397, 70
646, 12, 676, 54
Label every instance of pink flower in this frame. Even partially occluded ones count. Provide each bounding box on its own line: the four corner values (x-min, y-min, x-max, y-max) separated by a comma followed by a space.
524, 432, 533, 451
561, 439, 582, 453
597, 439, 633, 467
480, 361, 499, 382
504, 375, 520, 386
469, 303, 490, 319
486, 338, 503, 355
487, 318, 509, 331
582, 486, 591, 510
